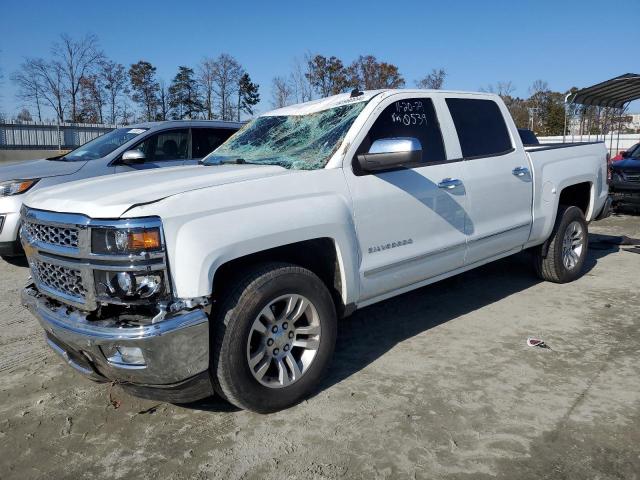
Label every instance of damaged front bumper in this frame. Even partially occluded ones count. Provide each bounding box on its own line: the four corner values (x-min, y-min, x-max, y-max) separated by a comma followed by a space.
22, 284, 213, 403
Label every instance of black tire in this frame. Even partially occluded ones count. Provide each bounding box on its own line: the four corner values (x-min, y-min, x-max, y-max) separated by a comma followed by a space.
211, 262, 337, 413
533, 205, 589, 283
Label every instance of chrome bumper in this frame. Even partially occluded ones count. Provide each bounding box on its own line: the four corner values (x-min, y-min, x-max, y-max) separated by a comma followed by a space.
22, 285, 210, 386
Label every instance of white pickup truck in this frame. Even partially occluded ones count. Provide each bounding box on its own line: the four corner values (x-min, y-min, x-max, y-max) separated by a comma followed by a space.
20, 89, 610, 413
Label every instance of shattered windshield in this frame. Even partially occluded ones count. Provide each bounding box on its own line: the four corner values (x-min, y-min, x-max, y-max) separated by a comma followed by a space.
204, 101, 368, 170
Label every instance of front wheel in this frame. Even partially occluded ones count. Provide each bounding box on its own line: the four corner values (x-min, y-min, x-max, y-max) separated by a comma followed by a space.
533, 205, 589, 283
211, 262, 337, 413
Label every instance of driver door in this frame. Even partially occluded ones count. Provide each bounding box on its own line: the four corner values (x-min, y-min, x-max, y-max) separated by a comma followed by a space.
116, 129, 189, 172
344, 95, 468, 302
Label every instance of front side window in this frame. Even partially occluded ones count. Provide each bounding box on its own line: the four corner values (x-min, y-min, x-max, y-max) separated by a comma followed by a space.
204, 101, 368, 170
446, 98, 512, 158
356, 97, 446, 165
130, 129, 189, 161
192, 128, 235, 159
58, 128, 148, 162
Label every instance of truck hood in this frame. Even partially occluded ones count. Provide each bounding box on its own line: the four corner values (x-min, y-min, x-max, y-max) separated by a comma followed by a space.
611, 158, 640, 172
24, 164, 292, 218
0, 158, 86, 182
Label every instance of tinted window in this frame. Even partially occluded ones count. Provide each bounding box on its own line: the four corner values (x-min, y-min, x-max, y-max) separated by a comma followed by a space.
518, 128, 539, 145
130, 129, 188, 161
357, 98, 446, 165
192, 128, 235, 159
446, 98, 512, 158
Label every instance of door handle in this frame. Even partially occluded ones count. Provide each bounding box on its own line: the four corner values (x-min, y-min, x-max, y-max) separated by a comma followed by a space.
512, 166, 529, 177
437, 178, 462, 189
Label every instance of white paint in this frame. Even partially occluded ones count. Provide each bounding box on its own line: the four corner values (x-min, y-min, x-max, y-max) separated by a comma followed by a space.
23, 89, 608, 307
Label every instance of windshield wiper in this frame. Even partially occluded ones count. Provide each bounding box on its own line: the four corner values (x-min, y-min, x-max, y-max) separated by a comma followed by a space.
218, 158, 268, 166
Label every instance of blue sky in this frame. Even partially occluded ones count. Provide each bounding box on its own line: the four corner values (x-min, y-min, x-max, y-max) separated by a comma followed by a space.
1, 0, 639, 118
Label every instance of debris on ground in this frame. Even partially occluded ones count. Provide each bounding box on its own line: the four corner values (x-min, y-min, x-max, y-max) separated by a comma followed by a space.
527, 337, 551, 349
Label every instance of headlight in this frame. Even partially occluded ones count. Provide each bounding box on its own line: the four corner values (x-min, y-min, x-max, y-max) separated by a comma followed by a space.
91, 227, 162, 254
0, 179, 39, 196
94, 270, 166, 301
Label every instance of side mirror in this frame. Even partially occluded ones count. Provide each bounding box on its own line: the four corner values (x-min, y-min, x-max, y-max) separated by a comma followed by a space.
121, 150, 146, 165
620, 150, 629, 158
356, 137, 422, 172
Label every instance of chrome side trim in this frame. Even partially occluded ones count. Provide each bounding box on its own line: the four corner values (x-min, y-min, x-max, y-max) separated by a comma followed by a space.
364, 241, 466, 278
467, 222, 531, 244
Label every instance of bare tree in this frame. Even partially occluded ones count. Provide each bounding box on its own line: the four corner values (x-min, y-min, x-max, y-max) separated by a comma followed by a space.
416, 69, 447, 90
208, 54, 243, 120
198, 58, 217, 119
289, 56, 313, 103
53, 33, 103, 122
30, 58, 66, 122
11, 61, 44, 121
480, 81, 516, 98
271, 76, 293, 108
100, 60, 129, 124
158, 79, 169, 121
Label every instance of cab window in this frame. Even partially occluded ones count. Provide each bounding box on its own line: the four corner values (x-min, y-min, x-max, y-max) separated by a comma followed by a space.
192, 128, 235, 159
131, 129, 189, 161
355, 98, 446, 168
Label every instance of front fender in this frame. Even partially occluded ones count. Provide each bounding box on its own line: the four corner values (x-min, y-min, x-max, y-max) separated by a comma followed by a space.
127, 169, 360, 305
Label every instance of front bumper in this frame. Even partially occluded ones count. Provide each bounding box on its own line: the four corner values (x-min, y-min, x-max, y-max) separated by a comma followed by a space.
22, 285, 213, 402
0, 211, 21, 255
609, 180, 640, 204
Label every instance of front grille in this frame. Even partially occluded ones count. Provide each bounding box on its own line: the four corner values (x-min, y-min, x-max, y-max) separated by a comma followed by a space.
622, 172, 640, 183
23, 221, 79, 248
31, 259, 86, 300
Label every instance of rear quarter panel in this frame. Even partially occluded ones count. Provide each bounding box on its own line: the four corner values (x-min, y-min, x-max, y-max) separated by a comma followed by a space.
525, 142, 608, 248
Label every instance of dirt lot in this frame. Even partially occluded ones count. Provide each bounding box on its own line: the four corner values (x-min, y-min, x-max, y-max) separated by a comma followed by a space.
1, 214, 639, 480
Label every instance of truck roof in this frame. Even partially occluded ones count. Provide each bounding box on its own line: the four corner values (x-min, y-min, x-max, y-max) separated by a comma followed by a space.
126, 119, 245, 130
265, 89, 501, 116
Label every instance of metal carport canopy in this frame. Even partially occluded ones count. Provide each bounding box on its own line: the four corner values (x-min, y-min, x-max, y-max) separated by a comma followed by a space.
568, 73, 640, 108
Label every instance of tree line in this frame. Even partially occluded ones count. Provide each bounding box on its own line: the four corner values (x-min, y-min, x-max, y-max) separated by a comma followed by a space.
10, 34, 260, 124
6, 33, 632, 136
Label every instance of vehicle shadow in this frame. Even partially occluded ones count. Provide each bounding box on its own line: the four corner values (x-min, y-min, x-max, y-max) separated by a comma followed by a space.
1, 255, 28, 267
316, 237, 617, 397
183, 234, 620, 413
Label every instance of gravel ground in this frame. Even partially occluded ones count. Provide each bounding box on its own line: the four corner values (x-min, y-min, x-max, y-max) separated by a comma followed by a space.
1, 214, 639, 480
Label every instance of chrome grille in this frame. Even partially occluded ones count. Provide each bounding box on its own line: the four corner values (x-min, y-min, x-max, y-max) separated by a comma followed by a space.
31, 259, 86, 300
23, 221, 79, 248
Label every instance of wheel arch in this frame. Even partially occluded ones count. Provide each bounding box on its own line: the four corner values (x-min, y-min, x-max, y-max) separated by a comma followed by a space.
211, 237, 356, 318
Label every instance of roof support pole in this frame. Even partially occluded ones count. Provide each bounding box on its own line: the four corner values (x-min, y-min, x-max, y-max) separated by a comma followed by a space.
563, 93, 573, 143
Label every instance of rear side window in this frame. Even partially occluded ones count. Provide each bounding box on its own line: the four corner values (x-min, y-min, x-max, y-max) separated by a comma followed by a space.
192, 128, 235, 159
446, 98, 512, 158
357, 98, 446, 165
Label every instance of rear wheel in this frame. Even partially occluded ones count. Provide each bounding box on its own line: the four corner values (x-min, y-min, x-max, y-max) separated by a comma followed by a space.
534, 205, 588, 283
211, 262, 337, 413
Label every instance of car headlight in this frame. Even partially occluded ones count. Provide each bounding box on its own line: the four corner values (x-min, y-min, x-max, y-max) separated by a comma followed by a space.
0, 179, 39, 197
94, 270, 166, 301
91, 227, 163, 255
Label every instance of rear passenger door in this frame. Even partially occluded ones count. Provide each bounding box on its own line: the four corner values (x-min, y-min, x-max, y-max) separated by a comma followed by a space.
445, 97, 533, 265
116, 129, 189, 172
187, 127, 236, 164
